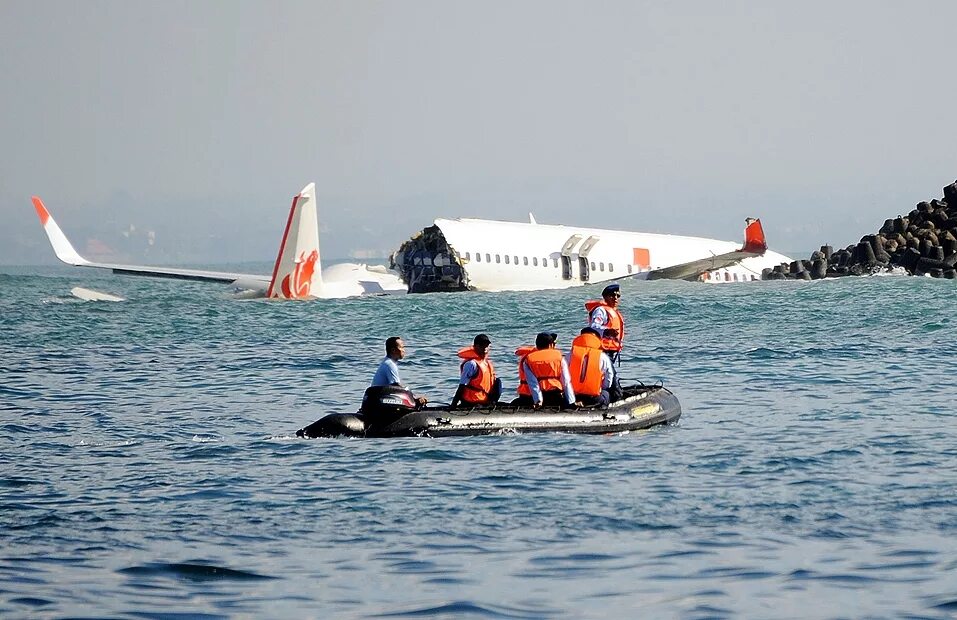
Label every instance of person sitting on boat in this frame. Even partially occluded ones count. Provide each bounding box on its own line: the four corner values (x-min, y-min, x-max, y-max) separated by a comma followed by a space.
567, 327, 616, 407
586, 283, 625, 364
510, 344, 537, 406
523, 332, 577, 409
371, 336, 427, 407
450, 333, 501, 408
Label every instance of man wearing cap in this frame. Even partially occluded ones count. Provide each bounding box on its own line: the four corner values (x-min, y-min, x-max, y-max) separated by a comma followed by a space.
450, 334, 501, 408
586, 283, 625, 364
567, 327, 616, 407
371, 336, 428, 406
523, 332, 577, 409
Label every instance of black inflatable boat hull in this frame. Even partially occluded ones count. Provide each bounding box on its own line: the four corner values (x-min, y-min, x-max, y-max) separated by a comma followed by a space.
296, 385, 681, 438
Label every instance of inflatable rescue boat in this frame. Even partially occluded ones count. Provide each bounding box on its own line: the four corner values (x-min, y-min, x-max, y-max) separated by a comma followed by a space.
296, 384, 681, 438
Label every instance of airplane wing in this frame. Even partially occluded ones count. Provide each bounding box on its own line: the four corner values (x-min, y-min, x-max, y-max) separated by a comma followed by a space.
31, 196, 270, 290
646, 218, 768, 281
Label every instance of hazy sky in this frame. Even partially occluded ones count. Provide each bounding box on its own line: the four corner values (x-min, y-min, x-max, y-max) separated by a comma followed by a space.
2, 1, 956, 265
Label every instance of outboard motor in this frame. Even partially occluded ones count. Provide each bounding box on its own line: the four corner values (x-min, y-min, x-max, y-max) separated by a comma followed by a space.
360, 386, 418, 418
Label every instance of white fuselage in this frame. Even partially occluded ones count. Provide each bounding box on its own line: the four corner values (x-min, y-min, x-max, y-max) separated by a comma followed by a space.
431, 218, 792, 291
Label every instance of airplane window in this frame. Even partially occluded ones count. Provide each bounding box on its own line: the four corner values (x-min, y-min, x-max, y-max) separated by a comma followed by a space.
523, 257, 529, 266
733, 273, 739, 282
543, 258, 548, 267
475, 253, 481, 262
724, 272, 731, 282
514, 256, 519, 265
464, 252, 470, 260
486, 253, 491, 263
590, 261, 596, 271
627, 265, 633, 274
504, 255, 510, 264
533, 257, 538, 266
496, 254, 501, 264
552, 259, 559, 268
609, 263, 614, 272
599, 262, 605, 272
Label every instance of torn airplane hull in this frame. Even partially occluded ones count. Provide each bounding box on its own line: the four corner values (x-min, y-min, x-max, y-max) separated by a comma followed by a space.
391, 217, 792, 293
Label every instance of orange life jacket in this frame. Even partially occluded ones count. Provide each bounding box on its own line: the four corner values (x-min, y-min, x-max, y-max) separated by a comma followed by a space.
514, 345, 536, 396
568, 332, 604, 397
457, 347, 495, 404
524, 348, 564, 393
585, 300, 625, 352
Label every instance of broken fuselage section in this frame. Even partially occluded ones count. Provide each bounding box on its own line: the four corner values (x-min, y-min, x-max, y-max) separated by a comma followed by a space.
391, 216, 784, 293
391, 225, 471, 293
390, 217, 651, 294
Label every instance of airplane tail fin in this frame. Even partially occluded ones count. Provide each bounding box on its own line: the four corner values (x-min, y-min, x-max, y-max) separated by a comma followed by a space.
31, 196, 90, 266
266, 183, 324, 299
646, 217, 769, 281
742, 218, 767, 254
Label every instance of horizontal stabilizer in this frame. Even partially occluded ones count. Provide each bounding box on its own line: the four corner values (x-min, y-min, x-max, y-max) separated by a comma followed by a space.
647, 218, 767, 281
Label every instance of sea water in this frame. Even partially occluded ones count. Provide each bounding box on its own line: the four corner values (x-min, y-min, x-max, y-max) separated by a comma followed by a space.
1, 265, 956, 619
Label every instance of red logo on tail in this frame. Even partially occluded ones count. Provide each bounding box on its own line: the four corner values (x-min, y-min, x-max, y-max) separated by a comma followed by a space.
280, 250, 319, 298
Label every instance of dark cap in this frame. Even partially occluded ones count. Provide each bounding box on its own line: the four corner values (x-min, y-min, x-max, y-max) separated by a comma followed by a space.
581, 326, 602, 337
602, 328, 619, 339
473, 333, 491, 346
535, 332, 558, 348
602, 283, 621, 297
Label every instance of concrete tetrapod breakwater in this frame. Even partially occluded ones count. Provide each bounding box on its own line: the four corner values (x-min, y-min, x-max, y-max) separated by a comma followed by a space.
763, 180, 957, 281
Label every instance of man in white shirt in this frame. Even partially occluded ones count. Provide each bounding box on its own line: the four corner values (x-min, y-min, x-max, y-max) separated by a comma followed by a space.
371, 336, 427, 406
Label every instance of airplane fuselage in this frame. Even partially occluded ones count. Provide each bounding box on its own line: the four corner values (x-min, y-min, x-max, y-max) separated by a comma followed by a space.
392, 217, 793, 292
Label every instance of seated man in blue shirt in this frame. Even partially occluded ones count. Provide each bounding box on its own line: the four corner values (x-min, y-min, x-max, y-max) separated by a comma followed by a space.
372, 336, 428, 406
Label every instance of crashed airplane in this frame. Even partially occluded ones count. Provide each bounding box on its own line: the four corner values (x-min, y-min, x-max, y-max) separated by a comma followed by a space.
34, 183, 792, 297
391, 216, 793, 292
31, 183, 406, 299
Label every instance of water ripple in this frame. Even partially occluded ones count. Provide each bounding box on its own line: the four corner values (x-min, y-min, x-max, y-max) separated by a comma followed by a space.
2, 270, 956, 618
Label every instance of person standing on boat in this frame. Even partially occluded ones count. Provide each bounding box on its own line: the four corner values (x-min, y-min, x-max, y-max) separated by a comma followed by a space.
450, 333, 501, 408
567, 327, 616, 407
523, 332, 577, 409
371, 336, 428, 406
586, 283, 625, 364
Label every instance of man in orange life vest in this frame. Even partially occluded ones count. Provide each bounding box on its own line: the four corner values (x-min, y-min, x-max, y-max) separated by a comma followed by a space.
523, 332, 577, 409
586, 283, 625, 364
450, 333, 501, 408
567, 327, 616, 407
510, 344, 537, 406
